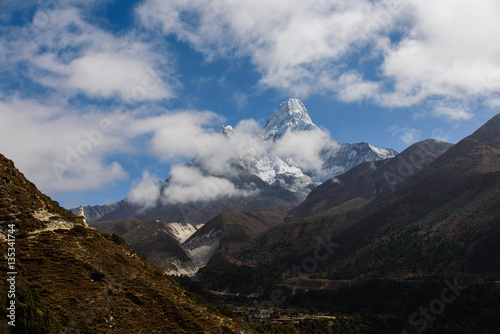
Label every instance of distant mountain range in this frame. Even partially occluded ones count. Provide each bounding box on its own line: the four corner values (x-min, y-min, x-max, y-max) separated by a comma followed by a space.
75, 98, 397, 224
180, 113, 500, 333
157, 138, 452, 276
3, 110, 500, 333
234, 115, 500, 276
83, 99, 400, 274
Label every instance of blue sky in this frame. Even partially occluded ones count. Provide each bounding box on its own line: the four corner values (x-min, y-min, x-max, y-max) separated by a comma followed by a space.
1, 0, 500, 209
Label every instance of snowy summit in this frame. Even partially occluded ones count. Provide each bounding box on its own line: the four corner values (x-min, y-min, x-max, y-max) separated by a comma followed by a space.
263, 98, 319, 140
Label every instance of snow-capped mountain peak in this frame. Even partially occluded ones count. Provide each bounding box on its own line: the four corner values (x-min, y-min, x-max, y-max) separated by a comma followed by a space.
263, 98, 318, 140
218, 125, 235, 138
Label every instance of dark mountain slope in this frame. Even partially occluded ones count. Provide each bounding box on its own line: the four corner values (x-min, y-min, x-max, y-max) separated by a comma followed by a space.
325, 114, 500, 277
0, 229, 242, 333
92, 207, 290, 276
236, 115, 500, 278
186, 210, 285, 257
288, 139, 452, 220
90, 217, 145, 236
180, 209, 289, 274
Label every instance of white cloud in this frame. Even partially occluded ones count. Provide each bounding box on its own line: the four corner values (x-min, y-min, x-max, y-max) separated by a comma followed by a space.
127, 171, 162, 208
486, 98, 500, 108
130, 112, 275, 175
233, 118, 262, 135
0, 97, 128, 193
335, 71, 380, 103
137, 0, 406, 97
161, 165, 257, 204
0, 96, 266, 202
389, 125, 421, 145
137, 0, 500, 119
272, 129, 329, 172
433, 105, 474, 121
130, 111, 233, 173
67, 52, 170, 101
379, 0, 500, 105
126, 113, 340, 205
2, 7, 174, 101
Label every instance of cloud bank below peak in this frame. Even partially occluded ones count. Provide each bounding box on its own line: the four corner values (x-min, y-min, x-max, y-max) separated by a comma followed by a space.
125, 111, 333, 206
126, 165, 260, 207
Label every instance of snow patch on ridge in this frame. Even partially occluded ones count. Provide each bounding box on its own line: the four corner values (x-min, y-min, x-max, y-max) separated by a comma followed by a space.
166, 222, 205, 244
183, 228, 225, 272
368, 143, 394, 158
253, 156, 306, 186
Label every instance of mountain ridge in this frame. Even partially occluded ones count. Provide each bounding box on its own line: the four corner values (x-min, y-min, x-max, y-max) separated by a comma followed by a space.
233, 113, 500, 278
80, 99, 397, 224
288, 139, 453, 220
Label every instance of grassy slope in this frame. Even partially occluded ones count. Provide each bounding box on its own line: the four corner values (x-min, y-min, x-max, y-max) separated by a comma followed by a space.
0, 226, 244, 333
0, 152, 244, 333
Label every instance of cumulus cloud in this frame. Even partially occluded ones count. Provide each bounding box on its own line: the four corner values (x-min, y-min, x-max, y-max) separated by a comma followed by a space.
486, 98, 500, 108
130, 111, 233, 173
126, 171, 163, 208
137, 0, 500, 117
0, 95, 278, 203
66, 52, 169, 101
161, 165, 256, 204
137, 0, 407, 96
335, 71, 380, 103
122, 113, 265, 205
2, 7, 174, 101
227, 119, 269, 160
0, 97, 128, 193
379, 0, 500, 105
130, 111, 274, 174
271, 129, 329, 172
126, 113, 337, 205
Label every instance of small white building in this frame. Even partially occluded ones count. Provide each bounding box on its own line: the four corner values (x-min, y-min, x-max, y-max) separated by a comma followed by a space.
74, 206, 88, 226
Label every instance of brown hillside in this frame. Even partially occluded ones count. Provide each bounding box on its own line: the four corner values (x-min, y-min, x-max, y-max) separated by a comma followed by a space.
0, 152, 247, 333
0, 154, 75, 230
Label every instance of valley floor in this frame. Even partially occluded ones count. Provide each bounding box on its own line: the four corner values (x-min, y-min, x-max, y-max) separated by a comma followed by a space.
175, 274, 500, 334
